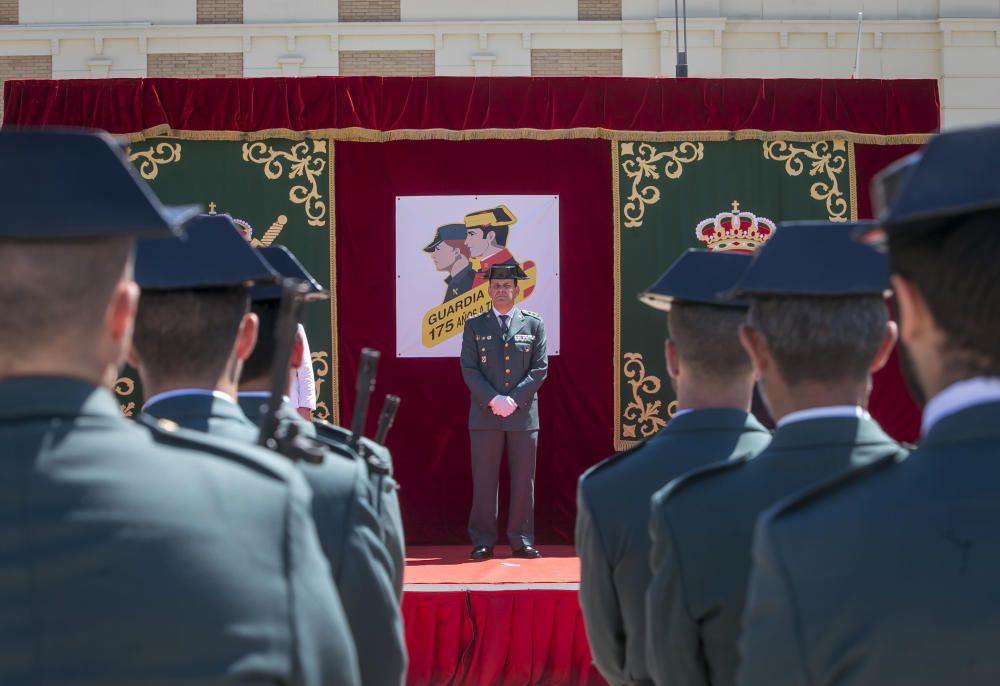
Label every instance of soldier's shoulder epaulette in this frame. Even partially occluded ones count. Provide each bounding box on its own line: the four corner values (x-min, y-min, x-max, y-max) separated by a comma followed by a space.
580, 440, 648, 482
141, 416, 295, 482
769, 450, 903, 521
310, 419, 391, 476
466, 310, 492, 324
659, 452, 753, 501
521, 309, 542, 319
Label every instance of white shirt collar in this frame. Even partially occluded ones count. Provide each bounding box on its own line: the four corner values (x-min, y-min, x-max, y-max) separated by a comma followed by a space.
671, 408, 694, 419
922, 377, 1000, 435
493, 307, 516, 322
776, 405, 869, 428
143, 388, 235, 412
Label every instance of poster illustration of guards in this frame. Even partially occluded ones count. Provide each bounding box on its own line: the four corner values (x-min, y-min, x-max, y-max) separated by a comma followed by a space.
396, 195, 560, 358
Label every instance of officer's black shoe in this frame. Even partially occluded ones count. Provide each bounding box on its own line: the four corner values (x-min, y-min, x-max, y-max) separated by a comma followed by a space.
470, 546, 494, 561
511, 545, 542, 559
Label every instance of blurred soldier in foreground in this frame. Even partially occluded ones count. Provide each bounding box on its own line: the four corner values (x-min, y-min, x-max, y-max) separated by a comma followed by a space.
129, 222, 402, 686
577, 250, 770, 686
739, 125, 1000, 686
237, 245, 408, 686
647, 222, 905, 686
0, 129, 359, 685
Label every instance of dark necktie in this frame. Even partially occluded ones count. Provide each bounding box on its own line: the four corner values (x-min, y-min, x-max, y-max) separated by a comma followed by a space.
499, 314, 509, 339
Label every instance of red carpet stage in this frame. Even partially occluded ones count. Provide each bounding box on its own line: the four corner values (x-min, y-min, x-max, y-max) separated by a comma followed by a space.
403, 546, 604, 685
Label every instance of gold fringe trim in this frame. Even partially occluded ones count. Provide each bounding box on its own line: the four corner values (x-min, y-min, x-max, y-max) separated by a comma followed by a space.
849, 141, 859, 221
327, 138, 341, 425
612, 138, 627, 452
116, 125, 935, 146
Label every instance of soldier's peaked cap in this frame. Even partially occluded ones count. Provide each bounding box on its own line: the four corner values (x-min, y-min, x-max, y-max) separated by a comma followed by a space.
724, 221, 890, 299
640, 249, 752, 312
857, 124, 1000, 244
135, 214, 278, 290
465, 205, 516, 228
251, 245, 330, 303
488, 264, 528, 281
0, 129, 198, 239
423, 223, 468, 252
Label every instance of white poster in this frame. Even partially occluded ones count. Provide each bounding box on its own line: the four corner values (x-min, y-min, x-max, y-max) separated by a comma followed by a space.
395, 195, 560, 358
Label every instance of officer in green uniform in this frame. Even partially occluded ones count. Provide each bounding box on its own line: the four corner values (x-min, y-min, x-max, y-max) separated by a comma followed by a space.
236, 245, 409, 685
646, 222, 906, 686
739, 125, 1000, 686
577, 250, 771, 686
461, 264, 548, 560
0, 129, 359, 685
129, 221, 404, 686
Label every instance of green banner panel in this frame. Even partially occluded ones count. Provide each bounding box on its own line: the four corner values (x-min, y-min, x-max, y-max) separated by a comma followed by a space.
116, 138, 338, 422
614, 138, 856, 448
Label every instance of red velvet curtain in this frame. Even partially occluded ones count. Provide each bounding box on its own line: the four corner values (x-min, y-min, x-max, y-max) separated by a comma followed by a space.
403, 590, 604, 686
3, 77, 940, 543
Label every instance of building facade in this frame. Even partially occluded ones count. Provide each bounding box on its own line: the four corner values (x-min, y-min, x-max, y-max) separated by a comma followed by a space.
1, 0, 998, 127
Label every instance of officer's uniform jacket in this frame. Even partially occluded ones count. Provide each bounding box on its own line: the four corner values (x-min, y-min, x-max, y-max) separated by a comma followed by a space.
646, 413, 905, 686
239, 394, 407, 601
738, 398, 1000, 686
460, 307, 547, 431
1, 377, 359, 685
145, 391, 406, 686
577, 410, 770, 686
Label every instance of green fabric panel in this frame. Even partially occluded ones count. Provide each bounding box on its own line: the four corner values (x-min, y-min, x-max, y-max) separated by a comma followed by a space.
117, 138, 336, 421
616, 139, 854, 445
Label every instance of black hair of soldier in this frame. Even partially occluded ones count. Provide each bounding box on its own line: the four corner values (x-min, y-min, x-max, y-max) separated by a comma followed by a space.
667, 302, 753, 381
240, 299, 285, 383
132, 287, 250, 383
888, 207, 1000, 379
475, 225, 509, 246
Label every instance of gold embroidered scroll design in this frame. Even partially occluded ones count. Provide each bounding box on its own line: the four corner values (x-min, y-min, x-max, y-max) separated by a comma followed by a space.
311, 351, 331, 421
622, 352, 668, 439
763, 139, 849, 222
127, 142, 182, 180
242, 139, 328, 227
114, 376, 136, 418
619, 141, 705, 229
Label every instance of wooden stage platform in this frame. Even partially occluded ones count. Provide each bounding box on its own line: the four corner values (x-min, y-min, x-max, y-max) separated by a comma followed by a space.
401, 546, 605, 686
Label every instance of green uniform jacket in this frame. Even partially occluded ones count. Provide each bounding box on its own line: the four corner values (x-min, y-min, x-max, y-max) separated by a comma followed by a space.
577, 410, 771, 686
239, 395, 407, 601
646, 415, 906, 686
0, 377, 359, 685
146, 392, 406, 686
460, 307, 547, 431
739, 402, 1000, 686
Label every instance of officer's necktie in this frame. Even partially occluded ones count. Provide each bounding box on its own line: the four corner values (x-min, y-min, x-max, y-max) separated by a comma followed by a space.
499, 314, 509, 340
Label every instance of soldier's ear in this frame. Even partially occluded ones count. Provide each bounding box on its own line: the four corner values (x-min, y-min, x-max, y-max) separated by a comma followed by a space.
665, 339, 681, 380
738, 323, 771, 377
891, 274, 931, 348
234, 312, 259, 362
869, 320, 899, 374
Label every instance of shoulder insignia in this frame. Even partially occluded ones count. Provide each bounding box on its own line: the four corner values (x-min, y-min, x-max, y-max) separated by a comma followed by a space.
580, 440, 648, 481
139, 416, 295, 482
521, 309, 541, 319
770, 449, 904, 520
660, 452, 753, 501
157, 418, 179, 433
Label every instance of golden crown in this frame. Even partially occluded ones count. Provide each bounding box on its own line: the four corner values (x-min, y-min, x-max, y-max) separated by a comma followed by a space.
695, 201, 776, 253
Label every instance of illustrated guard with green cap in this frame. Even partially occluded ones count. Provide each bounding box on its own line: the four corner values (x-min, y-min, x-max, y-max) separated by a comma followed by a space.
461, 263, 548, 560
576, 249, 771, 686
127, 218, 404, 686
0, 129, 359, 685
645, 222, 906, 686
425, 223, 476, 302
739, 124, 1000, 686
237, 244, 409, 686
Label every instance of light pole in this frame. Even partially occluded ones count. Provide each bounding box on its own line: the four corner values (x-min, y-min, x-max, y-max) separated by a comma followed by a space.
674, 0, 688, 77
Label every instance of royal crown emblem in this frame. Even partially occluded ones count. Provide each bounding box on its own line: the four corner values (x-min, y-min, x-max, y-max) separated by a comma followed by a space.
695, 201, 776, 253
